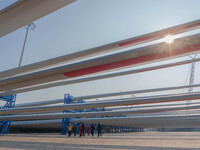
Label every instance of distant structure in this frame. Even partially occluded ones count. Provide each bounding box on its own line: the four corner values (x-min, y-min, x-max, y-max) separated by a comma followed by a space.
187, 55, 197, 106
188, 55, 197, 93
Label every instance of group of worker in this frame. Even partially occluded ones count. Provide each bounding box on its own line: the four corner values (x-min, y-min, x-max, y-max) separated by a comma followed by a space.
67, 122, 102, 137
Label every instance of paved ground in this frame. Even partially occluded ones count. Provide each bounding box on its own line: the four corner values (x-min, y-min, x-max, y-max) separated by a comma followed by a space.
0, 132, 200, 150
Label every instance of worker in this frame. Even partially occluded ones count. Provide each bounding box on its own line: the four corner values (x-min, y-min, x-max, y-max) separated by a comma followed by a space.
86, 124, 91, 136
79, 123, 82, 137
91, 123, 95, 137
81, 123, 85, 136
97, 122, 102, 137
67, 123, 72, 137
72, 123, 77, 137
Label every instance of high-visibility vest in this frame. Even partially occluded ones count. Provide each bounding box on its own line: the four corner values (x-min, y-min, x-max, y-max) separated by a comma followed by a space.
67, 125, 72, 131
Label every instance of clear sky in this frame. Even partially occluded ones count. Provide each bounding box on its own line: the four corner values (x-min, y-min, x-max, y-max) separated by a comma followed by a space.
1, 0, 200, 105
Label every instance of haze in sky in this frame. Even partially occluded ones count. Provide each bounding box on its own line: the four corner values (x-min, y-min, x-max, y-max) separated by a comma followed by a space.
1, 0, 200, 105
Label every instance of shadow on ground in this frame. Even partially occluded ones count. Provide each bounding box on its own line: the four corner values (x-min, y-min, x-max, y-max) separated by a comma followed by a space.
0, 140, 199, 150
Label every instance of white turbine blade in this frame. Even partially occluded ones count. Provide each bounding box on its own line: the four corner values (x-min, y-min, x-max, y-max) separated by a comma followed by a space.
2, 104, 200, 121
0, 0, 76, 38
15, 83, 200, 107
1, 57, 200, 96
10, 115, 200, 128
1, 19, 200, 79
1, 92, 200, 115
1, 33, 200, 92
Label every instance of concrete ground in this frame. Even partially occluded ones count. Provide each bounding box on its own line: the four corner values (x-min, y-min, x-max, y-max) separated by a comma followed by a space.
0, 132, 200, 150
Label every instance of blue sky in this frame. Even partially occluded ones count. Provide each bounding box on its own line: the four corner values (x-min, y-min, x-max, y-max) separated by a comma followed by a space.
1, 0, 200, 104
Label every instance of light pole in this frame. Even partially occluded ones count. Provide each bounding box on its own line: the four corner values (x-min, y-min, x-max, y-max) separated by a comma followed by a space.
18, 23, 36, 67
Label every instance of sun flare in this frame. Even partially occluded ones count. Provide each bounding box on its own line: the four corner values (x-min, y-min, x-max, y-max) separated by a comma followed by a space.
164, 35, 174, 44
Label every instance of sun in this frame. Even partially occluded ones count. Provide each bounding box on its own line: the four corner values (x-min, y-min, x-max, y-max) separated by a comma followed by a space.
164, 35, 174, 44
